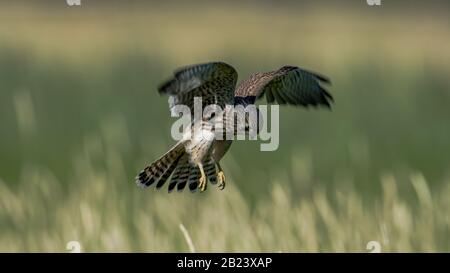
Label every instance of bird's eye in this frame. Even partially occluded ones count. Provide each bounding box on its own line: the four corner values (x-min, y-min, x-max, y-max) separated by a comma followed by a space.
210, 113, 216, 118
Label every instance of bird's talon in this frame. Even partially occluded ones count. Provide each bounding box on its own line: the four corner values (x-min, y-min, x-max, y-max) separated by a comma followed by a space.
217, 171, 226, 190
198, 174, 207, 192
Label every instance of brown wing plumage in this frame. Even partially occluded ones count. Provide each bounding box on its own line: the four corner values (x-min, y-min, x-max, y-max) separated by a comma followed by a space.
158, 62, 238, 115
235, 66, 333, 108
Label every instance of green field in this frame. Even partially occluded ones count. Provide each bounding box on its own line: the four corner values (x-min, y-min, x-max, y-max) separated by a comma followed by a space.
0, 1, 449, 252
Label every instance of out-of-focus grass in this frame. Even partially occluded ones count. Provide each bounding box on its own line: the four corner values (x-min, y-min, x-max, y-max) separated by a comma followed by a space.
1, 129, 449, 251
0, 2, 450, 252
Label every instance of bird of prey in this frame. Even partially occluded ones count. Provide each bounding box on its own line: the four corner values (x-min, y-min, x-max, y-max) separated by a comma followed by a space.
135, 62, 333, 193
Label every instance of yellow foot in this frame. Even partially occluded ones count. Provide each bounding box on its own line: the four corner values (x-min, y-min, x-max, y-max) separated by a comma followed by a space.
198, 173, 207, 192
217, 171, 226, 190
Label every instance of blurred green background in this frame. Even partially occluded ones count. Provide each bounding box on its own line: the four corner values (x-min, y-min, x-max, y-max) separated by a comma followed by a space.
0, 0, 449, 252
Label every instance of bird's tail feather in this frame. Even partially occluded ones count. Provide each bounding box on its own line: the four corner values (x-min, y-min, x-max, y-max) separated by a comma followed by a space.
187, 166, 200, 192
168, 158, 217, 193
136, 141, 185, 189
204, 161, 217, 185
168, 154, 189, 192
174, 160, 192, 192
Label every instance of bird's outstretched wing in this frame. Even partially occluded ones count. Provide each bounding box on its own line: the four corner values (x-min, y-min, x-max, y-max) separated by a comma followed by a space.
235, 66, 333, 108
158, 62, 238, 115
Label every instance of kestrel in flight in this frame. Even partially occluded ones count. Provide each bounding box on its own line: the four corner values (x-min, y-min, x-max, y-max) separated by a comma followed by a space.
136, 62, 333, 192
